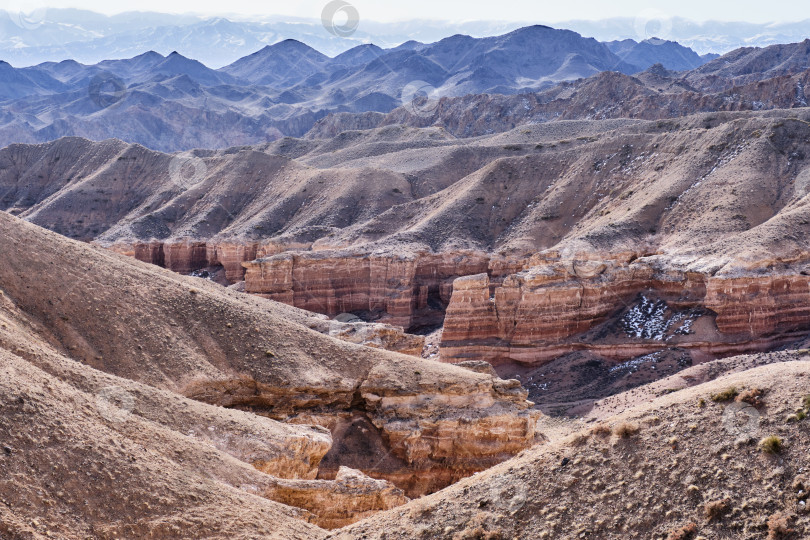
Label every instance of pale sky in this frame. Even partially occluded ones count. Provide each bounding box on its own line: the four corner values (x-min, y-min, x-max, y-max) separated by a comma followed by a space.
3, 0, 810, 23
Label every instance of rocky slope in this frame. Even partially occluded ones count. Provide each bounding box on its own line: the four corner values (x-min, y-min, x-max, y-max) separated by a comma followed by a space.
334, 356, 810, 539
0, 346, 329, 539
5, 109, 810, 370
0, 211, 541, 502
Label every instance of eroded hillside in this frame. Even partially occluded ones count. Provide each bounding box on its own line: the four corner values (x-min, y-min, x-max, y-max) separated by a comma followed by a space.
0, 211, 541, 537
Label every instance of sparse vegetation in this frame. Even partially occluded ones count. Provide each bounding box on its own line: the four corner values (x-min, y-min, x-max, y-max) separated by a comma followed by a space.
711, 387, 739, 402
737, 387, 765, 407
704, 498, 730, 521
666, 522, 697, 540
767, 512, 794, 540
569, 433, 589, 446
759, 435, 783, 454
591, 423, 611, 437
613, 422, 639, 438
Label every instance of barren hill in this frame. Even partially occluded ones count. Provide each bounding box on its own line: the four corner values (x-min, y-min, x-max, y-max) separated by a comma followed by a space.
309, 62, 810, 139
0, 211, 540, 509
5, 109, 810, 382
335, 357, 810, 539
0, 25, 724, 152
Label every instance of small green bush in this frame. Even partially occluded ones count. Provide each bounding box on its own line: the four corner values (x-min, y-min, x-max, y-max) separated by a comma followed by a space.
760, 436, 783, 454
711, 387, 739, 402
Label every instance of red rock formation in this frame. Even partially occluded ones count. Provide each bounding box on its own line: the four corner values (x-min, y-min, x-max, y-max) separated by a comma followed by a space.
441, 257, 810, 366
243, 250, 522, 330
706, 274, 810, 335
107, 239, 289, 282
209, 242, 260, 282
356, 363, 541, 496
108, 239, 208, 274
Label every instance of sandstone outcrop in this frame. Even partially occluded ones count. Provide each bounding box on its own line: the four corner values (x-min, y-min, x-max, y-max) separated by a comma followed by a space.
324, 319, 425, 356
354, 362, 541, 496
267, 467, 408, 529
705, 273, 810, 335
243, 250, 523, 331
441, 255, 810, 366
108, 240, 285, 282
183, 362, 542, 498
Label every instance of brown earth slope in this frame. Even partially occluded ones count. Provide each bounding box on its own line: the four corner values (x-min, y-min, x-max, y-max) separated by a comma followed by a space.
5, 109, 810, 394
0, 211, 540, 500
334, 357, 810, 539
0, 346, 328, 540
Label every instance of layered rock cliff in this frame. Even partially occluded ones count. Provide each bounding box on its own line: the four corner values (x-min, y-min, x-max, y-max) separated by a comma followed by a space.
266, 466, 408, 529
108, 240, 275, 282
243, 249, 524, 331
440, 253, 810, 366
183, 360, 541, 498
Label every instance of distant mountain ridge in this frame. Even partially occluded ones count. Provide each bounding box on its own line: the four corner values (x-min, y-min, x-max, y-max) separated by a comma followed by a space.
1, 9, 809, 68
0, 25, 808, 153
0, 24, 715, 152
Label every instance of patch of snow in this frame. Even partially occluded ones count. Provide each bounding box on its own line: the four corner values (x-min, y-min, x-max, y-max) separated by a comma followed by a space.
609, 351, 662, 373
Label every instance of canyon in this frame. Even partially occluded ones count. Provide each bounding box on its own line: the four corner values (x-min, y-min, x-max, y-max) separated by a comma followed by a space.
441, 254, 810, 366
2, 24, 810, 539
0, 211, 540, 519
5, 108, 810, 390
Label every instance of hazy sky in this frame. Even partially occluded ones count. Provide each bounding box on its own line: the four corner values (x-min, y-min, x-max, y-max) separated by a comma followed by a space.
4, 0, 810, 23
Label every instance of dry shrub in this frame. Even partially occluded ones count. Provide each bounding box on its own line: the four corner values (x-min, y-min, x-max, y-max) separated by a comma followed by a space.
591, 423, 611, 437
613, 422, 640, 438
737, 387, 766, 407
704, 498, 730, 521
570, 432, 589, 446
711, 387, 739, 402
666, 522, 698, 540
767, 512, 794, 540
453, 528, 506, 540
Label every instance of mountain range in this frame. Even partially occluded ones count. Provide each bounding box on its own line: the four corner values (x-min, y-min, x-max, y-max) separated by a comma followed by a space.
1, 9, 809, 67
0, 23, 797, 153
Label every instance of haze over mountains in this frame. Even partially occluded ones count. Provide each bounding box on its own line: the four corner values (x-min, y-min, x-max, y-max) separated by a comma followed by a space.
1, 8, 809, 66
0, 24, 720, 152
2, 23, 810, 153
